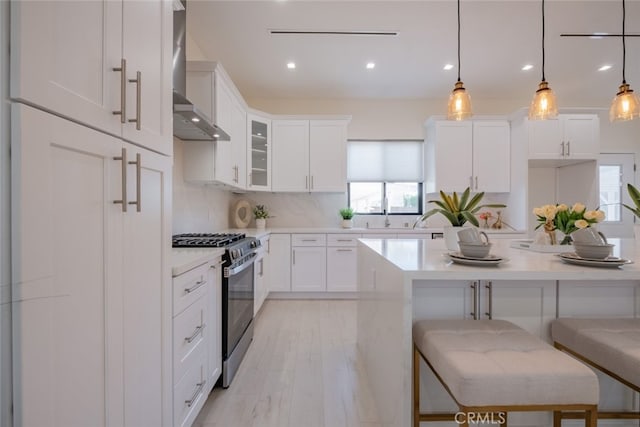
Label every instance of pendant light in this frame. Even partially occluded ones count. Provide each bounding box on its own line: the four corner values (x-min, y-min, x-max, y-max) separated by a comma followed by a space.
528, 0, 558, 120
610, 0, 639, 122
447, 0, 472, 121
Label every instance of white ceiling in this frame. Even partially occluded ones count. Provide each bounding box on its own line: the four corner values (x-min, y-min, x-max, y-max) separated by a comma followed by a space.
187, 0, 640, 108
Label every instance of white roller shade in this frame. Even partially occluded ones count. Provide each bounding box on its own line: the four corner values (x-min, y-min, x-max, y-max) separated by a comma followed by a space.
347, 140, 424, 182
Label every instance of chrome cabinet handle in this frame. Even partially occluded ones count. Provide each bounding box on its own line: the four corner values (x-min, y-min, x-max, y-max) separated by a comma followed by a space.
259, 259, 264, 277
185, 278, 206, 294
470, 281, 478, 320
311, 175, 314, 190
128, 71, 141, 130
112, 59, 126, 123
128, 153, 141, 212
301, 239, 317, 242
469, 176, 473, 188
305, 176, 308, 189
561, 141, 565, 156
337, 239, 354, 242
566, 141, 570, 156
475, 176, 478, 190
337, 249, 353, 252
292, 249, 296, 265
185, 381, 206, 407
185, 324, 205, 344
113, 147, 128, 212
485, 281, 493, 319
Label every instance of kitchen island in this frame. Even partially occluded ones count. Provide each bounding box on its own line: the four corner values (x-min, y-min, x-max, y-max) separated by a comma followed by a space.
356, 237, 640, 427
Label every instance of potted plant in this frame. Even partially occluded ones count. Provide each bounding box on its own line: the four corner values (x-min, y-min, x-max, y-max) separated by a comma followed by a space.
533, 203, 605, 245
253, 204, 270, 229
414, 188, 506, 251
623, 183, 640, 238
339, 207, 355, 229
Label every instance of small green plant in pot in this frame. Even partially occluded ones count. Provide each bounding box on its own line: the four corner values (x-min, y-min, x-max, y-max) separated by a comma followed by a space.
253, 204, 270, 229
414, 188, 506, 250
623, 183, 640, 238
339, 207, 355, 228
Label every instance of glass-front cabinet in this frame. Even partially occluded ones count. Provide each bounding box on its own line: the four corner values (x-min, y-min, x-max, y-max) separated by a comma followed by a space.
247, 113, 271, 190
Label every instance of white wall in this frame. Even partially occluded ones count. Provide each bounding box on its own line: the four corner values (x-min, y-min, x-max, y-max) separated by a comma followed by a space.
0, 0, 12, 424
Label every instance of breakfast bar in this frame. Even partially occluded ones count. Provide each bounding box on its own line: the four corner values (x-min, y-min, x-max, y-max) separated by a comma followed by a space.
356, 238, 640, 427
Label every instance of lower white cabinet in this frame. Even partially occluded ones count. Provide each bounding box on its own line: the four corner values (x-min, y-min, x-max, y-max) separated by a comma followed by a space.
171, 257, 222, 427
267, 234, 291, 292
291, 234, 326, 292
11, 104, 172, 427
326, 234, 360, 292
254, 235, 270, 314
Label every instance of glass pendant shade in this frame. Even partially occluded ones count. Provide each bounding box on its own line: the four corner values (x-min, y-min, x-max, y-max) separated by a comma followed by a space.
447, 81, 473, 121
610, 83, 640, 122
528, 81, 558, 120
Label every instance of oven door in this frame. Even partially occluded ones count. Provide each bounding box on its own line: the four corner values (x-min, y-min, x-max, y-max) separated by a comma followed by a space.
223, 256, 255, 359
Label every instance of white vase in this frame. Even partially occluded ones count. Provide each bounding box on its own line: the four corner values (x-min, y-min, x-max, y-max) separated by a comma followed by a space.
256, 218, 266, 229
443, 225, 462, 252
342, 219, 353, 229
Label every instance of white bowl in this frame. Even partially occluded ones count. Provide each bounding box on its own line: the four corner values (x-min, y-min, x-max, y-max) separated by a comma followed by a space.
458, 242, 492, 258
572, 243, 614, 260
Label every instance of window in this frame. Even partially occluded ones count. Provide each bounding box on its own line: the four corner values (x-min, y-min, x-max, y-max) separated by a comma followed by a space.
599, 164, 622, 222
347, 140, 423, 215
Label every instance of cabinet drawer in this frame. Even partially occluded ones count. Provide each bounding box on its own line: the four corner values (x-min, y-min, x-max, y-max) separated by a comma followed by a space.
173, 296, 207, 384
291, 234, 326, 246
173, 262, 209, 316
327, 234, 361, 247
173, 351, 208, 427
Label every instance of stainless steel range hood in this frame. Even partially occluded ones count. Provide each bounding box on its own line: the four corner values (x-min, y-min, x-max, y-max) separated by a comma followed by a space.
173, 0, 230, 141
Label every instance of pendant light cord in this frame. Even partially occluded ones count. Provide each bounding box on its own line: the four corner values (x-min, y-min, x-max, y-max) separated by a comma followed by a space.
541, 0, 546, 82
622, 0, 627, 84
457, 0, 461, 83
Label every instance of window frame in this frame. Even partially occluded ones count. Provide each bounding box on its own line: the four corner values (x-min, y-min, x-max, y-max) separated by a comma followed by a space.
347, 182, 423, 215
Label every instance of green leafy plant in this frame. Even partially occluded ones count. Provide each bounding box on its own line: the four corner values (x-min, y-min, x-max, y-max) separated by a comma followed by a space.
253, 204, 271, 219
339, 207, 355, 220
414, 188, 506, 227
623, 183, 640, 219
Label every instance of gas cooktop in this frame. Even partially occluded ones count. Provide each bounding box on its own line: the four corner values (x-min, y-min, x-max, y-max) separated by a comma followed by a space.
172, 233, 246, 248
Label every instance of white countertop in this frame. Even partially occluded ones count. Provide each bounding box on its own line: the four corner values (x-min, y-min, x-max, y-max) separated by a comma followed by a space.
226, 227, 525, 236
171, 248, 225, 277
359, 237, 640, 280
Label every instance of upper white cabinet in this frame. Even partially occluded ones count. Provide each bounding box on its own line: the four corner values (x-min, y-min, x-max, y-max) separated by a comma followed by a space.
247, 113, 272, 191
10, 0, 173, 155
184, 62, 247, 188
272, 119, 349, 192
528, 114, 599, 160
425, 120, 510, 193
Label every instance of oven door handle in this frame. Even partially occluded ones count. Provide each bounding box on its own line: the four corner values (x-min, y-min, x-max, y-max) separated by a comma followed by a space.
224, 253, 257, 278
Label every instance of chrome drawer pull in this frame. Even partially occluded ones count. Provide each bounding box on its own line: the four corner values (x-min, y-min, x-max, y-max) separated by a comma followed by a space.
113, 147, 128, 212
185, 381, 206, 407
128, 71, 141, 130
185, 324, 205, 344
336, 249, 353, 252
127, 152, 141, 212
112, 58, 126, 123
184, 278, 206, 294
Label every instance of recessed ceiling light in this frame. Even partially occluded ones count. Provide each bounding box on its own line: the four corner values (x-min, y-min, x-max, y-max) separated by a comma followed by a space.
598, 65, 612, 71
522, 64, 534, 71
191, 117, 200, 123
287, 62, 296, 69
443, 64, 454, 71
213, 133, 220, 138
590, 32, 609, 40
366, 62, 375, 69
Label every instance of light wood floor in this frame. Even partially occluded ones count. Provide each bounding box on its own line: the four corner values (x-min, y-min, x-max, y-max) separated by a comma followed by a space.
193, 299, 381, 427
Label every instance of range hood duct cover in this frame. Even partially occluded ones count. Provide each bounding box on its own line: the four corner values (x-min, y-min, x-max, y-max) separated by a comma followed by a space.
172, 0, 230, 141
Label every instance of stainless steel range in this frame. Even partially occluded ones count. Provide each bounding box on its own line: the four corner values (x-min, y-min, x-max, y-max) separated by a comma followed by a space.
172, 233, 260, 387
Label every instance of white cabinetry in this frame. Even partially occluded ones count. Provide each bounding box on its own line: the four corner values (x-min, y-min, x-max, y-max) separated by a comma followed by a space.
267, 234, 291, 292
172, 258, 222, 427
291, 234, 327, 292
10, 0, 173, 155
254, 235, 270, 315
425, 120, 510, 193
528, 114, 599, 161
11, 104, 171, 427
247, 114, 272, 191
272, 119, 348, 192
326, 234, 360, 292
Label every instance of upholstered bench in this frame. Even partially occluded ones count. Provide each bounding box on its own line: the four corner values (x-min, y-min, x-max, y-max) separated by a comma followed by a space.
552, 318, 640, 420
413, 319, 599, 427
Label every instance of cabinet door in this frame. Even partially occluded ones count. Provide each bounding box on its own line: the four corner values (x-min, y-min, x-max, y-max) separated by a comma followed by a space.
483, 280, 556, 341
231, 99, 247, 189
207, 259, 223, 390
563, 115, 598, 159
247, 115, 271, 190
327, 247, 357, 292
472, 121, 510, 192
10, 0, 123, 137
267, 234, 291, 292
433, 121, 473, 192
528, 118, 563, 159
291, 247, 327, 292
121, 143, 172, 427
272, 120, 310, 191
309, 120, 347, 192
11, 105, 123, 427
121, 0, 172, 155
412, 280, 477, 320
